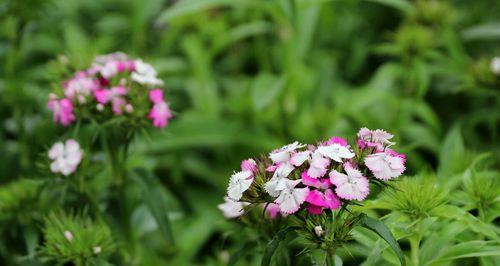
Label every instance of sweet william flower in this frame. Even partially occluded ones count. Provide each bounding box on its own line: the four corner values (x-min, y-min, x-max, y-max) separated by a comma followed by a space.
63, 73, 99, 100
491, 57, 500, 75
227, 171, 253, 200
48, 139, 83, 176
218, 197, 248, 218
241, 159, 257, 174
265, 203, 281, 219
357, 127, 395, 150
148, 89, 172, 128
307, 150, 330, 178
317, 143, 355, 162
131, 60, 163, 86
275, 179, 309, 214
305, 189, 341, 215
364, 152, 405, 181
264, 176, 290, 197
330, 163, 369, 201
47, 97, 76, 126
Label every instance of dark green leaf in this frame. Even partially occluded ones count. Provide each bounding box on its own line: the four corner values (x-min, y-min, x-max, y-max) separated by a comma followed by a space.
261, 226, 299, 266
360, 215, 406, 266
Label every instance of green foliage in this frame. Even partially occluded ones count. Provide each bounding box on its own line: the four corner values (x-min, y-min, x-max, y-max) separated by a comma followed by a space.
39, 211, 115, 266
0, 0, 499, 265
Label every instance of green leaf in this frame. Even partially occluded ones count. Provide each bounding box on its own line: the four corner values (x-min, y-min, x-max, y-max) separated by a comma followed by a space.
251, 72, 287, 111
261, 226, 299, 266
426, 240, 500, 266
360, 215, 406, 266
229, 240, 257, 266
131, 168, 175, 245
438, 124, 466, 178
462, 22, 500, 41
362, 0, 415, 15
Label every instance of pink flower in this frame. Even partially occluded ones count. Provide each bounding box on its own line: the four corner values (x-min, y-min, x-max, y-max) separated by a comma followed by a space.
325, 136, 348, 147
93, 86, 128, 114
305, 189, 341, 215
265, 203, 281, 219
47, 98, 76, 126
241, 159, 257, 174
330, 164, 370, 201
364, 152, 405, 181
357, 127, 394, 150
148, 89, 172, 128
301, 172, 330, 190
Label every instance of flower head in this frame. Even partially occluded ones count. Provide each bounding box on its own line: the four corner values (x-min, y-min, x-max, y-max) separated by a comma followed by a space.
357, 127, 395, 150
274, 179, 309, 215
306, 150, 330, 178
329, 164, 370, 201
317, 143, 355, 163
218, 197, 248, 218
365, 152, 406, 181
47, 98, 76, 126
148, 89, 172, 128
48, 139, 83, 176
131, 60, 163, 86
227, 171, 253, 200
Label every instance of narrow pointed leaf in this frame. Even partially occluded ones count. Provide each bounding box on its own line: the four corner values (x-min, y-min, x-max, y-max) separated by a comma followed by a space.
261, 226, 299, 266
361, 215, 405, 266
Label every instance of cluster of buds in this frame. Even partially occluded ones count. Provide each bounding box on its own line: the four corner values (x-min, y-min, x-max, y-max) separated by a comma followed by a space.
47, 52, 172, 128
218, 128, 406, 218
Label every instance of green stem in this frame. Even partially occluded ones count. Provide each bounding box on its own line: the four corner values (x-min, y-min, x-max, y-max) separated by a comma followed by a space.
325, 248, 337, 266
410, 237, 420, 266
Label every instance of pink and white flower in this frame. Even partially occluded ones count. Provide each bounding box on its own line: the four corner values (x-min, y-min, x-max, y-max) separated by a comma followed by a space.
64, 73, 100, 101
364, 152, 405, 181
306, 150, 330, 178
47, 97, 76, 126
357, 127, 395, 150
227, 171, 253, 200
268, 142, 306, 178
274, 179, 309, 214
264, 176, 291, 197
330, 164, 370, 201
48, 139, 83, 176
94, 86, 128, 114
218, 197, 249, 218
241, 159, 257, 174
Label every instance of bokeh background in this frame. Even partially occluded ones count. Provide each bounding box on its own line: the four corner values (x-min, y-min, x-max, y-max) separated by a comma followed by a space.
1, 0, 499, 265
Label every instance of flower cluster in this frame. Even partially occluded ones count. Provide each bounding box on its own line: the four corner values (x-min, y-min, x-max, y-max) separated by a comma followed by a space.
218, 128, 406, 218
47, 52, 172, 128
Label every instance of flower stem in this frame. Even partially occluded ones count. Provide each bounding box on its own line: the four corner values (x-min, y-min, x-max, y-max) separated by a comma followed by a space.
410, 237, 420, 266
325, 248, 337, 266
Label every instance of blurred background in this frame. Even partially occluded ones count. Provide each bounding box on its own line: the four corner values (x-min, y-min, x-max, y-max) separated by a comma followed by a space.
0, 0, 499, 265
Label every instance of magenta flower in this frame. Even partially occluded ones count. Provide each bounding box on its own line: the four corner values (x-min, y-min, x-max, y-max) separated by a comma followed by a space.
148, 89, 172, 128
305, 189, 341, 215
241, 159, 257, 174
47, 98, 76, 126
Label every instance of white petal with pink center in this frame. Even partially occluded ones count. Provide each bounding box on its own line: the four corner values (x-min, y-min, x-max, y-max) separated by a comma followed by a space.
307, 150, 330, 178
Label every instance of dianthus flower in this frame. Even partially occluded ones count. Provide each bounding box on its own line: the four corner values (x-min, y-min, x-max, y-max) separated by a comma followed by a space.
48, 139, 83, 176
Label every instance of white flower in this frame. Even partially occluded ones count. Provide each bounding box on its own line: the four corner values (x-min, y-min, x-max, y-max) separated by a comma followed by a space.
317, 143, 354, 163
264, 176, 290, 197
131, 59, 163, 86
329, 164, 369, 201
306, 150, 330, 178
64, 230, 73, 241
314, 225, 324, 237
357, 127, 395, 148
290, 150, 311, 166
100, 61, 118, 78
227, 171, 253, 200
364, 152, 405, 181
48, 139, 83, 176
218, 197, 248, 218
269, 141, 305, 163
491, 57, 500, 75
274, 179, 309, 214
93, 246, 102, 254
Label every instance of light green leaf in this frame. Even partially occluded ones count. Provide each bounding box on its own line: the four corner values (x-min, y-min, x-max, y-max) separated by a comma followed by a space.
251, 73, 287, 111
462, 22, 500, 41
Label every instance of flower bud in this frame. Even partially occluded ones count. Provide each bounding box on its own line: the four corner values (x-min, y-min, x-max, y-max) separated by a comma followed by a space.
125, 104, 133, 113
314, 225, 324, 237
96, 104, 104, 112
64, 230, 73, 241
93, 246, 102, 254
